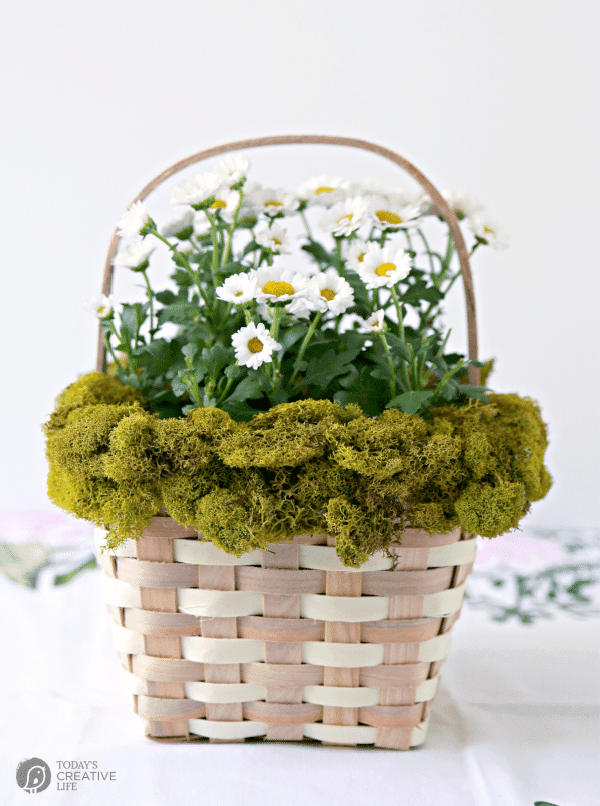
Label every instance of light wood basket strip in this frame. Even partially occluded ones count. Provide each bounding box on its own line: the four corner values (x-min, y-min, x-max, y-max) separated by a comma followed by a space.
323, 535, 363, 737
198, 564, 243, 743
136, 535, 190, 739
260, 543, 304, 741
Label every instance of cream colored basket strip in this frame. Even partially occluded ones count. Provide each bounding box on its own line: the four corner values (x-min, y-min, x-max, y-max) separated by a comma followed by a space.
106, 580, 466, 619
168, 537, 477, 570
179, 720, 429, 746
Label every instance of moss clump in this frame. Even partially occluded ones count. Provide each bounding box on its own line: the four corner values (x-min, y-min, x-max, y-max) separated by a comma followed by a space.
44, 373, 552, 566
218, 399, 362, 468
195, 489, 273, 555
454, 481, 526, 537
44, 372, 145, 434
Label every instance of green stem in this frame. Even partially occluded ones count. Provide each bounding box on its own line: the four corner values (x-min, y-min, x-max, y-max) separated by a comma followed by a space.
389, 286, 412, 390
204, 210, 220, 284
141, 270, 155, 336
300, 210, 312, 239
150, 229, 206, 304
216, 363, 239, 406
403, 228, 415, 256
430, 359, 466, 405
379, 332, 397, 399
221, 195, 244, 267
103, 331, 125, 372
289, 311, 323, 389
417, 228, 436, 274
183, 358, 203, 407
335, 238, 343, 271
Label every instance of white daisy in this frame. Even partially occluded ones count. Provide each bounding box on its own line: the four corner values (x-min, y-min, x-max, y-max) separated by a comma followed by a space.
252, 266, 308, 303
255, 222, 292, 254
215, 273, 257, 304
171, 172, 221, 206
440, 191, 484, 219
284, 296, 312, 319
213, 155, 250, 186
193, 210, 212, 237
361, 309, 386, 333
369, 195, 422, 230
297, 175, 348, 206
160, 209, 194, 238
231, 322, 282, 370
86, 293, 117, 319
468, 215, 509, 249
247, 187, 299, 217
207, 187, 241, 221
113, 240, 155, 269
357, 245, 411, 289
344, 179, 386, 200
117, 201, 151, 238
320, 197, 368, 237
306, 269, 355, 315
346, 239, 379, 272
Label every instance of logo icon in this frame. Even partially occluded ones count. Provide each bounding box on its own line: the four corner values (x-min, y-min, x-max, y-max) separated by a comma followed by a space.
16, 758, 51, 794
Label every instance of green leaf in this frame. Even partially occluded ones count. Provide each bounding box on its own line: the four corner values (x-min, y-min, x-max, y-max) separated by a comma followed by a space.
226, 375, 263, 404
155, 290, 178, 305
302, 349, 355, 389
385, 333, 412, 362
302, 239, 336, 267
157, 302, 200, 326
200, 343, 231, 377
120, 305, 139, 334
182, 343, 198, 361
171, 269, 194, 287
386, 391, 434, 415
279, 323, 309, 355
459, 384, 490, 402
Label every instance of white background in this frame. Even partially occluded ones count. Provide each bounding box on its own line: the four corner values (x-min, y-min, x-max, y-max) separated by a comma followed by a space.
1, 0, 598, 527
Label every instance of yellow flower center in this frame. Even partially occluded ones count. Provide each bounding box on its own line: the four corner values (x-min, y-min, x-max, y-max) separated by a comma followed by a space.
375, 262, 396, 277
483, 225, 494, 234
97, 306, 106, 315
262, 280, 295, 297
315, 186, 335, 194
336, 213, 353, 224
273, 238, 282, 245
234, 291, 243, 297
247, 337, 264, 354
265, 200, 283, 207
358, 252, 366, 262
210, 199, 227, 209
376, 210, 403, 225
320, 288, 336, 301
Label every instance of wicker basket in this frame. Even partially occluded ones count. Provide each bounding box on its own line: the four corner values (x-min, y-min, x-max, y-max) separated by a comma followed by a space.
94, 521, 475, 749
95, 135, 481, 749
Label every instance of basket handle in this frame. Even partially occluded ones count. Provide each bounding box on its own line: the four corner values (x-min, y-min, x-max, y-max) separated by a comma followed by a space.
97, 134, 479, 383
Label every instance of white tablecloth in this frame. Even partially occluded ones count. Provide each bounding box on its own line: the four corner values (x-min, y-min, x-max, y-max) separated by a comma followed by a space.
1, 518, 599, 806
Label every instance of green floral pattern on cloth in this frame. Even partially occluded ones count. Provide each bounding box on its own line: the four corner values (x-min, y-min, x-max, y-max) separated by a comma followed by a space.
465, 528, 600, 623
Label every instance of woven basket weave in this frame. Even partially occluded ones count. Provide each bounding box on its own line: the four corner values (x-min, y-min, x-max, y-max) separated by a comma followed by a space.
94, 521, 475, 749
95, 135, 480, 749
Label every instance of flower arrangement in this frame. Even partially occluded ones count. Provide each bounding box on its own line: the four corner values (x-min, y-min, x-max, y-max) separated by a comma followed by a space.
45, 153, 551, 565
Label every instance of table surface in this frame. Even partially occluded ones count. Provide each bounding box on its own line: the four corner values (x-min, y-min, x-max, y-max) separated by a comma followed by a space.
1, 513, 598, 806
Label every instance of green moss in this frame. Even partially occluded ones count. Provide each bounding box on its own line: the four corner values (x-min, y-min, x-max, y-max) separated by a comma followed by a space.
218, 399, 362, 468
195, 489, 273, 555
454, 481, 526, 537
43, 373, 552, 564
44, 372, 146, 434
325, 495, 396, 567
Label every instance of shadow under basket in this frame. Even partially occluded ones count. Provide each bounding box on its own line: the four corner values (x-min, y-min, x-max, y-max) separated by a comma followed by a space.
94, 517, 476, 750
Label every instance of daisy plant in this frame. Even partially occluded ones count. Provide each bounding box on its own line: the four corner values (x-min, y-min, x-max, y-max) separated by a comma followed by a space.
95, 156, 507, 420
